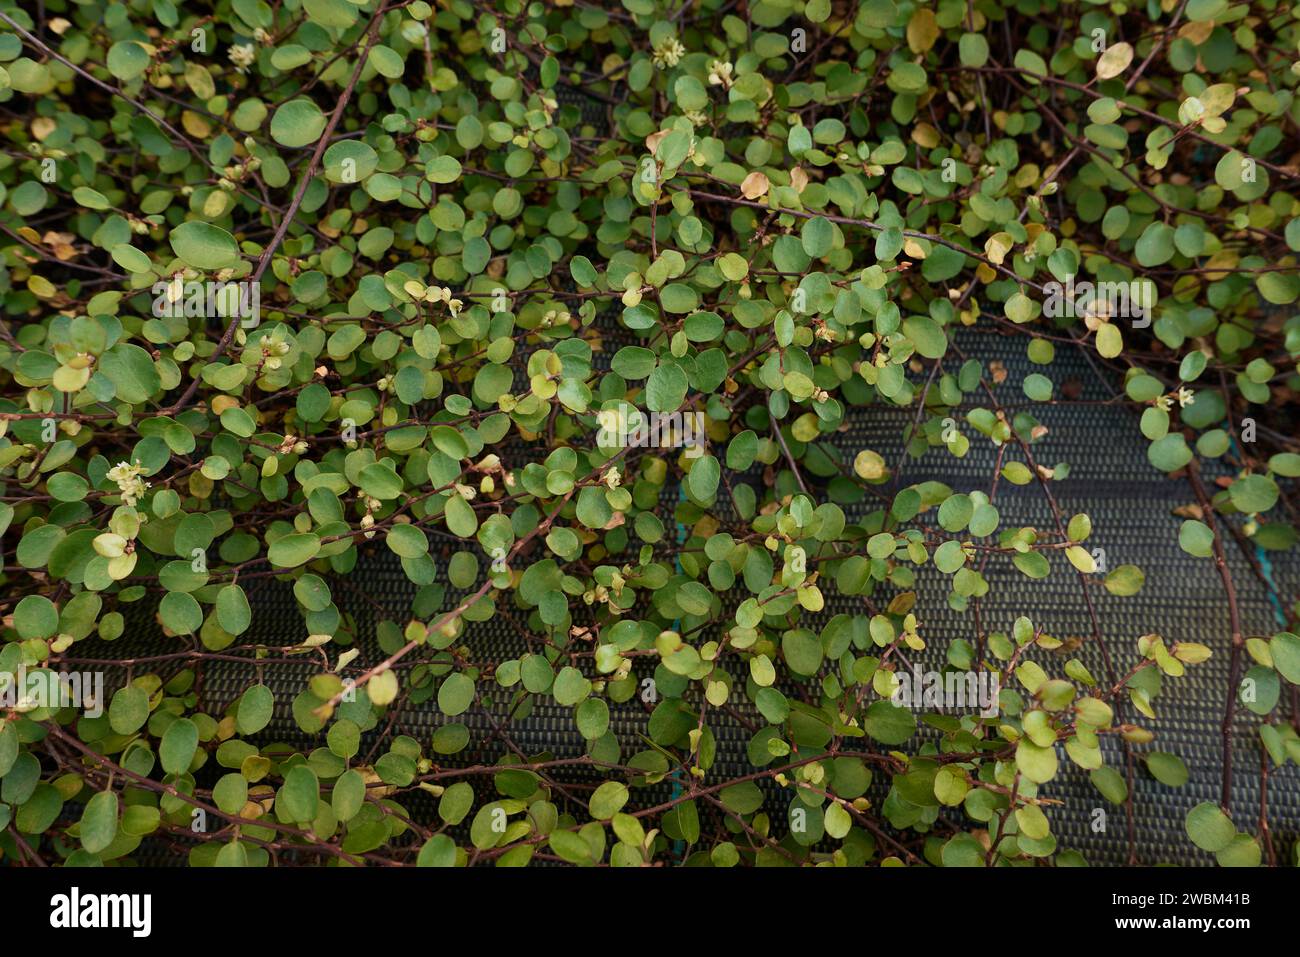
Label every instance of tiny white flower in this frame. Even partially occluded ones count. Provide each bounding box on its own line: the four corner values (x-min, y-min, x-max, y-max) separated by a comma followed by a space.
229, 44, 256, 73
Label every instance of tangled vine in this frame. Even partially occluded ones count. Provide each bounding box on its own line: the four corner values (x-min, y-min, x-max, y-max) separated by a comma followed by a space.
0, 0, 1297, 867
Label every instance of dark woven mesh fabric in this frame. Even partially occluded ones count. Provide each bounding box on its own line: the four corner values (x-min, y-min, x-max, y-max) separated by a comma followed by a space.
821, 327, 1300, 866
104, 317, 1297, 867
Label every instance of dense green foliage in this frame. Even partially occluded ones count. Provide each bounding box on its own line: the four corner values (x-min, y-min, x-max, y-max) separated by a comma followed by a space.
0, 0, 1297, 867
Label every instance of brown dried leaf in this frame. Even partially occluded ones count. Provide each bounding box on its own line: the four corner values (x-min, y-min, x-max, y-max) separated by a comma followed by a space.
740, 170, 770, 200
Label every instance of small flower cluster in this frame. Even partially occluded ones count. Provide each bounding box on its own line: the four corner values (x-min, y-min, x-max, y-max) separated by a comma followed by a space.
228, 44, 255, 72
106, 461, 149, 507
1155, 387, 1196, 412
403, 280, 464, 315
707, 60, 733, 88
652, 36, 685, 69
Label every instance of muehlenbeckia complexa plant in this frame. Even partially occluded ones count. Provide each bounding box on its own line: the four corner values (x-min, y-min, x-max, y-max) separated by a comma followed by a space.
0, 0, 1296, 868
